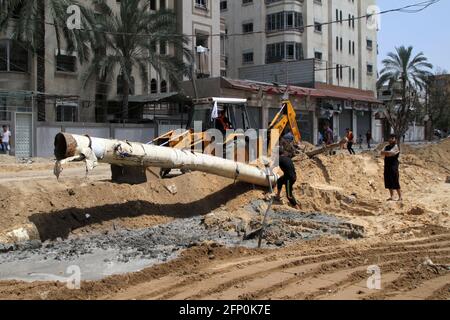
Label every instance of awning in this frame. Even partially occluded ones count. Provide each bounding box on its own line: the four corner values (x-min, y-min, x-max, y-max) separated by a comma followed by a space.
222, 78, 382, 104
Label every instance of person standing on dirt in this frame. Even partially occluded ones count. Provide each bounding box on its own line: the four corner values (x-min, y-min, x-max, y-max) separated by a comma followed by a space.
1, 125, 11, 154
324, 124, 333, 146
381, 134, 402, 202
366, 130, 372, 149
275, 147, 298, 208
345, 128, 356, 155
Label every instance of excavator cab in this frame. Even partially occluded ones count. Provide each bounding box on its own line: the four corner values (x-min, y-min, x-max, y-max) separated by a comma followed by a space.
186, 97, 253, 132
153, 97, 253, 177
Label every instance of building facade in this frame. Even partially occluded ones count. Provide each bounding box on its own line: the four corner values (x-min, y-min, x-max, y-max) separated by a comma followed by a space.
220, 0, 380, 144
0, 0, 222, 121
221, 0, 378, 92
0, 0, 222, 156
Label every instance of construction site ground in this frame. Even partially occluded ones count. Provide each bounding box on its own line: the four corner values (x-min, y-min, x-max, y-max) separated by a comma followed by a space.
0, 140, 449, 300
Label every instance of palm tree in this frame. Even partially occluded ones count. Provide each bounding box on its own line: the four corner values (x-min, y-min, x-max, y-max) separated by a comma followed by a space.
377, 46, 433, 142
84, 0, 191, 122
0, 0, 91, 121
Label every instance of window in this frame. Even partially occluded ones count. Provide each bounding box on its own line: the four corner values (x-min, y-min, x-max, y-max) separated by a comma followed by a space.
150, 0, 156, 11
0, 43, 6, 71
367, 64, 374, 74
314, 21, 322, 32
242, 51, 254, 64
266, 11, 303, 32
56, 53, 77, 72
314, 51, 323, 60
242, 0, 253, 4
195, 0, 207, 10
0, 40, 29, 72
151, 79, 157, 94
242, 22, 253, 33
160, 80, 167, 93
367, 39, 373, 50
220, 1, 227, 10
159, 0, 166, 10
266, 42, 303, 63
56, 103, 78, 122
196, 33, 209, 48
160, 41, 167, 55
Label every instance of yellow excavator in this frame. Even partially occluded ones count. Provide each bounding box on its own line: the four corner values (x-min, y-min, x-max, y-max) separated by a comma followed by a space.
151, 97, 344, 177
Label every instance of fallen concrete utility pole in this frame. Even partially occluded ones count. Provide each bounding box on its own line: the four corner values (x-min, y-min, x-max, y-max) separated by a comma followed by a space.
54, 133, 278, 187
305, 139, 347, 158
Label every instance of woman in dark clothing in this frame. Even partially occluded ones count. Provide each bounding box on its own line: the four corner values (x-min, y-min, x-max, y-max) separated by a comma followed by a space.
381, 134, 402, 201
366, 130, 372, 149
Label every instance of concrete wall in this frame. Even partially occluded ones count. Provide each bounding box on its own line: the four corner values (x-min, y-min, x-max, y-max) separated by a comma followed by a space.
405, 125, 425, 142
36, 123, 157, 158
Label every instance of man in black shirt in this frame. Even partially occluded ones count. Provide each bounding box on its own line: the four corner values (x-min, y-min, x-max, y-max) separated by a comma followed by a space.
275, 147, 298, 207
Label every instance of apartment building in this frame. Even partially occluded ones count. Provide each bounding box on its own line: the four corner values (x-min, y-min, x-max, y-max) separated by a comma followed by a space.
0, 0, 222, 120
220, 0, 380, 142
0, 0, 222, 156
221, 0, 378, 92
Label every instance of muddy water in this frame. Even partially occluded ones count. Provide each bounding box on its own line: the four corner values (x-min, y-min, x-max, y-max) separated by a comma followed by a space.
0, 207, 363, 282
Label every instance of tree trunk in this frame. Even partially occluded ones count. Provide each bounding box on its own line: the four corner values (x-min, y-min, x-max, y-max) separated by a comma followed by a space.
122, 80, 129, 122
36, 0, 46, 121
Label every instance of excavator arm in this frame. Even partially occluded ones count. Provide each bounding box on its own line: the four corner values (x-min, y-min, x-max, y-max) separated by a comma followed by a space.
268, 100, 302, 144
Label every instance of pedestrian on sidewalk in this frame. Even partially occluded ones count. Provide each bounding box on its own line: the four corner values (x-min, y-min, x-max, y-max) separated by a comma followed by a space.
381, 134, 402, 202
345, 128, 356, 155
358, 134, 364, 149
366, 130, 372, 149
1, 125, 11, 154
275, 147, 298, 208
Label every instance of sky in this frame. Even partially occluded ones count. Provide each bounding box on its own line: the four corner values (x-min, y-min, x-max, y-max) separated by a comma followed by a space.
377, 0, 450, 73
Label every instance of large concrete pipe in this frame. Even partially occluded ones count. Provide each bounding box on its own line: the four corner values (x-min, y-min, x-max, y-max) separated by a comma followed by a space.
54, 133, 278, 187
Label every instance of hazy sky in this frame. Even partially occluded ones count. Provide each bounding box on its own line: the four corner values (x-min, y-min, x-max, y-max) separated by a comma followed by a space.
377, 0, 450, 72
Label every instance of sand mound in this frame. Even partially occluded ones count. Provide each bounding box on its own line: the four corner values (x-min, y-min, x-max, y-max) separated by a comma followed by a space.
1, 139, 449, 243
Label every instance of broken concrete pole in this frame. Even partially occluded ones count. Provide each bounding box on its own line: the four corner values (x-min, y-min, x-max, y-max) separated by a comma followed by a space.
54, 133, 278, 187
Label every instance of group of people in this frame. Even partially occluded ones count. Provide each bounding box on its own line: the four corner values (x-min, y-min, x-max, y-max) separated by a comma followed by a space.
0, 125, 11, 154
275, 132, 403, 208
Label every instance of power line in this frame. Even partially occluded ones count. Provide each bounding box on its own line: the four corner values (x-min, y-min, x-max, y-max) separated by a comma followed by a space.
3, 0, 441, 38
0, 0, 441, 98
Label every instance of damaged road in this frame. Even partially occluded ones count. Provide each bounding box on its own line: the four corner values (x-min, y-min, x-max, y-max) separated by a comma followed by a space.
0, 203, 363, 282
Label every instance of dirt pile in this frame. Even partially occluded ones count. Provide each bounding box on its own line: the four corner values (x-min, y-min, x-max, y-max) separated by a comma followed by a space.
0, 168, 256, 242
0, 139, 449, 244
